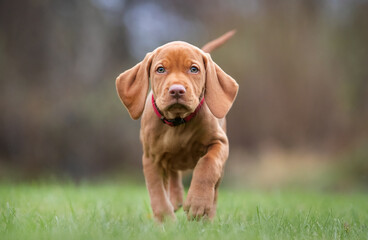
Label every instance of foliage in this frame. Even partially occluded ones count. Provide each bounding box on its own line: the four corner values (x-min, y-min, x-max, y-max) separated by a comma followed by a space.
0, 182, 367, 240
0, 1, 368, 178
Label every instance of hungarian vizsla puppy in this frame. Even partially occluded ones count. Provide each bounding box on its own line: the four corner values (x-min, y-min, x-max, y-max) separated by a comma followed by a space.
116, 31, 238, 222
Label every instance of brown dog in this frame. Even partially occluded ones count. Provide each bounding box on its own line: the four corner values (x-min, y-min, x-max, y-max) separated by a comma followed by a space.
116, 31, 238, 222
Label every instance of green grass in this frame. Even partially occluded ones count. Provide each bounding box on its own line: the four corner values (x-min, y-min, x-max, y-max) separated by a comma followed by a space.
0, 182, 367, 240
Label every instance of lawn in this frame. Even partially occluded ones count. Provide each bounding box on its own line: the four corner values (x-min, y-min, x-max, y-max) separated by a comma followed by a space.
0, 182, 367, 240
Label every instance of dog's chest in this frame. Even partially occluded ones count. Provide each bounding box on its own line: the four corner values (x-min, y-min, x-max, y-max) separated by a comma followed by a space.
154, 127, 208, 170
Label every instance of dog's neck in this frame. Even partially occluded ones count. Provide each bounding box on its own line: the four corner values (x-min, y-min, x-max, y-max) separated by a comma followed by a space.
151, 95, 205, 127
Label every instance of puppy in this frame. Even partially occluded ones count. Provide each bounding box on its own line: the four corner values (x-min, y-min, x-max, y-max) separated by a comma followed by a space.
116, 31, 238, 222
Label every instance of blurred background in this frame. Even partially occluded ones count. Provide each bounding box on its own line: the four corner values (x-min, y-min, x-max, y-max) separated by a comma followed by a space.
0, 0, 367, 190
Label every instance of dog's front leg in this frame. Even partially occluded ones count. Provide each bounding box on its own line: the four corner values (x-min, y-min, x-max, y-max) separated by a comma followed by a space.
183, 141, 228, 220
143, 156, 175, 222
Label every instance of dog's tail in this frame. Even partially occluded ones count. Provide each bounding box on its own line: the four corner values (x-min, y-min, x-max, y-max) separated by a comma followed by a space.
201, 30, 236, 53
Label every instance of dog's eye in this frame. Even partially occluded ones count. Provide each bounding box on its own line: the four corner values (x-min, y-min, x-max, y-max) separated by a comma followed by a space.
156, 66, 166, 74
190, 66, 199, 73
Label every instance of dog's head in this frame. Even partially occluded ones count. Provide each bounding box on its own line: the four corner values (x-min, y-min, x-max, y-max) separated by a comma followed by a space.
116, 41, 238, 120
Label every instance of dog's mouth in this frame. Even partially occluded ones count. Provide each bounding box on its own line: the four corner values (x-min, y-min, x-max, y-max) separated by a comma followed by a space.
165, 103, 189, 118
162, 101, 192, 119
166, 103, 189, 111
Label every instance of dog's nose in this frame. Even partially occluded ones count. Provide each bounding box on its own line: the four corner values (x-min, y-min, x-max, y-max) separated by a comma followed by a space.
169, 84, 186, 98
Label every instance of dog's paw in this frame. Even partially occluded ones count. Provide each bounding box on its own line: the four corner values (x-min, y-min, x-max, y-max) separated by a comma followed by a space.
170, 188, 184, 212
153, 207, 176, 222
170, 197, 183, 212
183, 188, 215, 220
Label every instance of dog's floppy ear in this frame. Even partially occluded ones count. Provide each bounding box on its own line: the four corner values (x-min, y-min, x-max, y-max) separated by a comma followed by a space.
116, 53, 153, 119
203, 53, 239, 119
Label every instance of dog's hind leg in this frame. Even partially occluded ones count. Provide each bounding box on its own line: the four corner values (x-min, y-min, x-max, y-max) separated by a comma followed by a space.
169, 170, 184, 211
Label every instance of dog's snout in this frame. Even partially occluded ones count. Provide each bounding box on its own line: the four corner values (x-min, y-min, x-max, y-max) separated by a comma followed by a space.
169, 84, 186, 98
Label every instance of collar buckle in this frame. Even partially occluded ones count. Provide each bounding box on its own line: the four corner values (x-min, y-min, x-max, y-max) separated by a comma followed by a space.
170, 117, 186, 126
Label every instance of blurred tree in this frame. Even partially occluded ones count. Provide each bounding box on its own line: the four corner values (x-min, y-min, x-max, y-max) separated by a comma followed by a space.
0, 0, 367, 179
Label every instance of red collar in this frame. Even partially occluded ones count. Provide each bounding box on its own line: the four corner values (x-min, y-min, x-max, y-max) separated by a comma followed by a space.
151, 95, 204, 127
